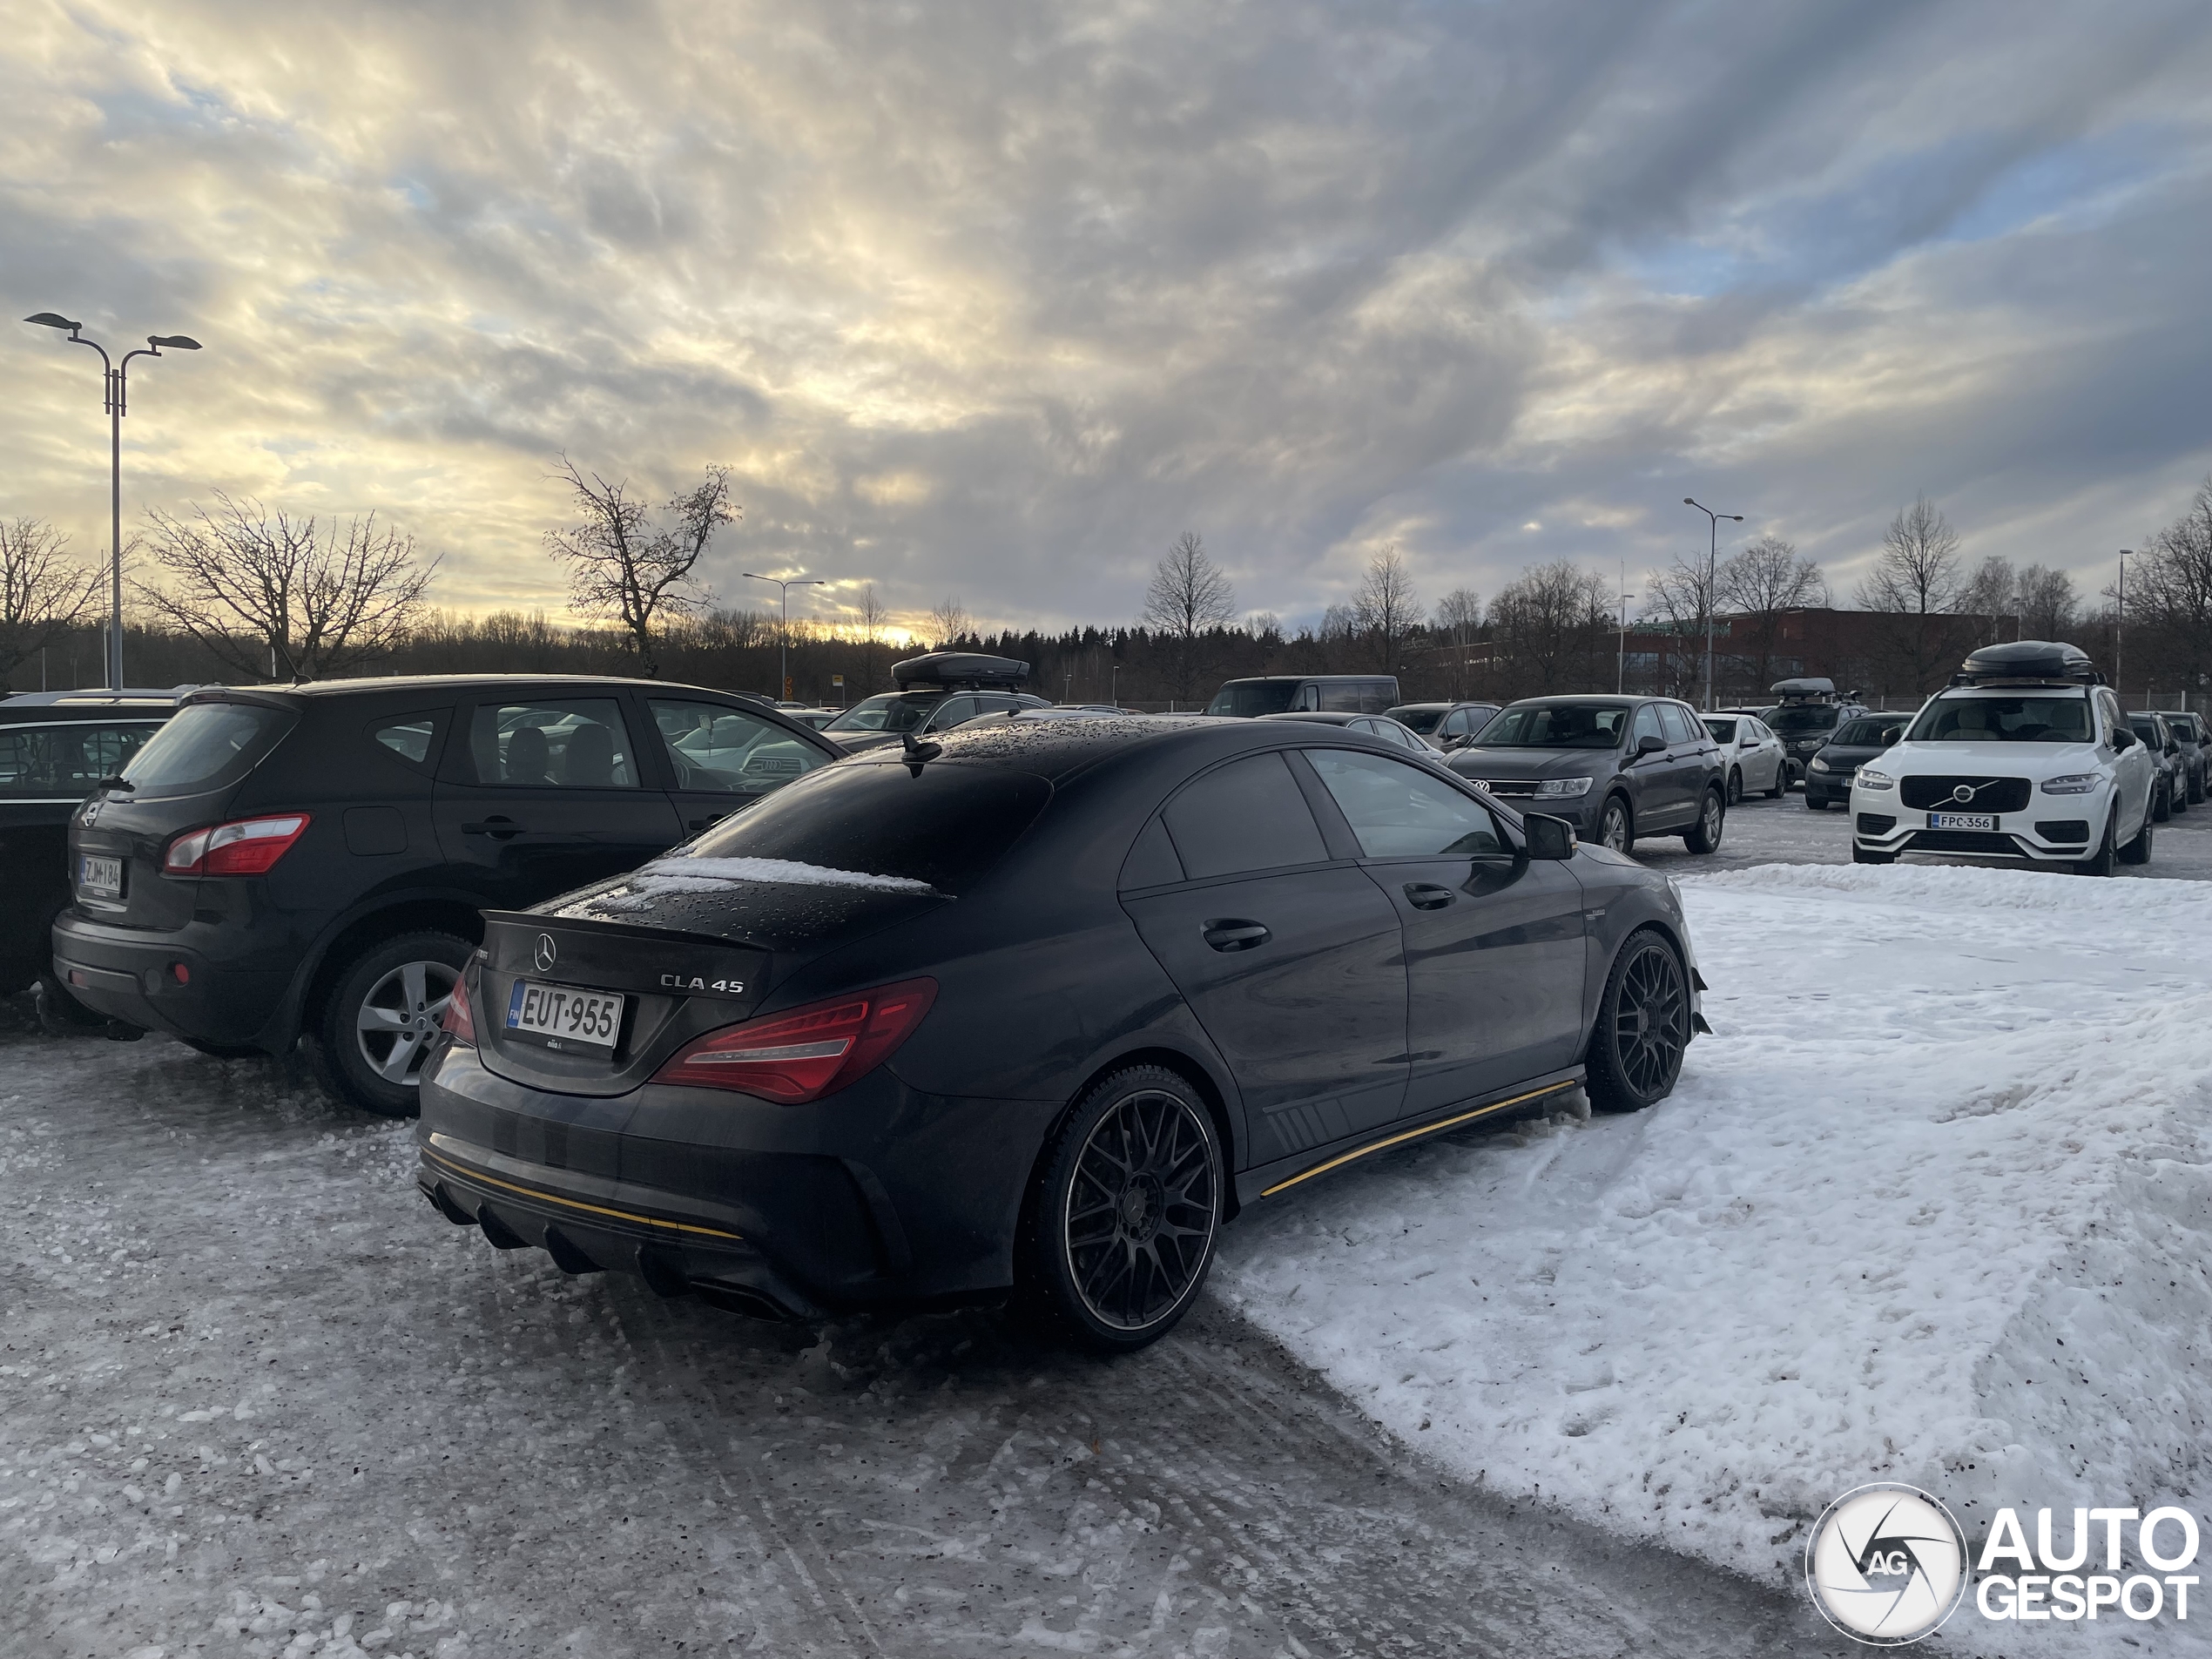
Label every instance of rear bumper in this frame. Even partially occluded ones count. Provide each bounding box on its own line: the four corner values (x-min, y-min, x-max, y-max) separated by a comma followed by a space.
50, 909, 290, 1045
416, 1042, 1061, 1316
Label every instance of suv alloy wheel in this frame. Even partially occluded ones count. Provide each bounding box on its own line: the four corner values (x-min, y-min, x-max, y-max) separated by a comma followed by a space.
2074, 808, 2117, 877
310, 930, 473, 1116
1597, 796, 1633, 854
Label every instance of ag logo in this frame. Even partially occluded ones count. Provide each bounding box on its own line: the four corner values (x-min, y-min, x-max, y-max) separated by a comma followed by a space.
534, 933, 557, 974
1805, 1483, 1968, 1645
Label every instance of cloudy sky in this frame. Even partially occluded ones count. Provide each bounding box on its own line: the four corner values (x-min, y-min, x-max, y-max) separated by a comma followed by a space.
4, 0, 2209, 638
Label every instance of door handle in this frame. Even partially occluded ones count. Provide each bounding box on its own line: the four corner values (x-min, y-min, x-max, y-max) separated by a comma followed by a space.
1202, 920, 1271, 953
1403, 882, 1456, 909
462, 817, 523, 840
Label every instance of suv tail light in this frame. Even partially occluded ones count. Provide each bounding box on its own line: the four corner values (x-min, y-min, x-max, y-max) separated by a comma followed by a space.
163, 813, 312, 876
651, 978, 937, 1103
442, 978, 476, 1046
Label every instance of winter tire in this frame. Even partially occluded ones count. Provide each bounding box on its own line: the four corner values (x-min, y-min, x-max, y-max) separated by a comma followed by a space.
1727, 767, 1743, 806
1022, 1064, 1222, 1353
2074, 809, 2117, 877
1597, 797, 1633, 855
1683, 788, 1725, 854
2119, 804, 2154, 866
308, 930, 470, 1116
1586, 929, 1689, 1114
2152, 781, 2172, 823
1764, 765, 1785, 799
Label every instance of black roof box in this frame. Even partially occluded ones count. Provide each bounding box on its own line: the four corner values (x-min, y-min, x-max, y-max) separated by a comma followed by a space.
891, 651, 1030, 691
1954, 640, 2100, 686
1770, 676, 1838, 700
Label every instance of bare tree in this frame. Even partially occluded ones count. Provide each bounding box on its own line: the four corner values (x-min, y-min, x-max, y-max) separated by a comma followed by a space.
1959, 555, 2019, 645
1717, 535, 1825, 691
853, 583, 891, 692
2129, 475, 2212, 702
137, 495, 436, 681
545, 456, 734, 676
2013, 565, 2079, 642
1854, 495, 1973, 693
1433, 587, 1482, 698
928, 596, 973, 647
1491, 561, 1612, 696
0, 517, 102, 687
1352, 544, 1421, 674
1642, 556, 1713, 700
1141, 532, 1237, 702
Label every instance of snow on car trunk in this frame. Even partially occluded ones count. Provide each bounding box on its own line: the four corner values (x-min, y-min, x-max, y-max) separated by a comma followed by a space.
1214, 863, 2212, 1600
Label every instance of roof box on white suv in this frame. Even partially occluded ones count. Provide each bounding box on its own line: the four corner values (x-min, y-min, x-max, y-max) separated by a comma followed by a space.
1770, 677, 1839, 701
891, 651, 1031, 690
1954, 639, 2101, 686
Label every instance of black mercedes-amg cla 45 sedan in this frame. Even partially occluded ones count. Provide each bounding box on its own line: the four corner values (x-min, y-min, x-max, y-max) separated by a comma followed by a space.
416, 716, 1707, 1351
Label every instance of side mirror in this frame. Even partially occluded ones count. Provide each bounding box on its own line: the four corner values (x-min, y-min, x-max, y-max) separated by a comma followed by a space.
1524, 813, 1576, 860
2113, 728, 2134, 750
1635, 733, 1666, 756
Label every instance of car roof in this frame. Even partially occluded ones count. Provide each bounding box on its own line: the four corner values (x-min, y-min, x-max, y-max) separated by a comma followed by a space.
1256, 710, 1366, 725
860, 710, 1444, 785
0, 695, 180, 720
193, 673, 684, 698
1502, 694, 1647, 707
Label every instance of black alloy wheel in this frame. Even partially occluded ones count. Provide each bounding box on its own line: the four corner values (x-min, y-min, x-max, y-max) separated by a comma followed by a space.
2074, 808, 2117, 877
1025, 1065, 1222, 1352
1597, 797, 1634, 855
308, 929, 473, 1116
1684, 787, 1725, 854
1587, 930, 1690, 1113
1727, 767, 1743, 805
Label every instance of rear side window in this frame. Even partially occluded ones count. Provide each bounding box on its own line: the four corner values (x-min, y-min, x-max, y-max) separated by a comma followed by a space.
370, 711, 449, 771
1162, 752, 1328, 879
123, 703, 293, 796
1318, 682, 1365, 712
469, 698, 638, 788
1658, 704, 1700, 745
0, 721, 166, 799
1306, 748, 1505, 858
650, 699, 822, 798
685, 761, 1049, 894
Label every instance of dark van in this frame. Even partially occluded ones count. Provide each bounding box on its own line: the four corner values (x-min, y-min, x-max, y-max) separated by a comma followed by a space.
1204, 676, 1401, 717
53, 676, 839, 1115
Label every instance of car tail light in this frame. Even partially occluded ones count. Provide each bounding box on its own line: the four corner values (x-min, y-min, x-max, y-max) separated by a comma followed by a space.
163, 813, 312, 876
651, 977, 937, 1103
442, 978, 476, 1046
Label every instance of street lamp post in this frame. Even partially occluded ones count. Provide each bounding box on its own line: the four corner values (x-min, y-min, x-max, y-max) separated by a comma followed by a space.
1616, 561, 1635, 694
1682, 498, 1744, 711
2114, 550, 2134, 705
742, 572, 827, 702
24, 314, 202, 691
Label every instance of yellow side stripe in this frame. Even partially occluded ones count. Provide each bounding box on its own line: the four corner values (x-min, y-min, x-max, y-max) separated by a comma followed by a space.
422, 1146, 745, 1242
1261, 1081, 1579, 1197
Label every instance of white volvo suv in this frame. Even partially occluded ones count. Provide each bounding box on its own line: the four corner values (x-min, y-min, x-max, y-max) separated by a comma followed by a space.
1850, 641, 2155, 875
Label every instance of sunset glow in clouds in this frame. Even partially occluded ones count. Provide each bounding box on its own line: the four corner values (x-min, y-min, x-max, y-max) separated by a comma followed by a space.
3, 0, 2209, 632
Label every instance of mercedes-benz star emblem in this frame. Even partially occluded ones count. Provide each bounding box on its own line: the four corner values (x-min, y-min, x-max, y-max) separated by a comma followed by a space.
1951, 784, 1975, 803
534, 933, 557, 973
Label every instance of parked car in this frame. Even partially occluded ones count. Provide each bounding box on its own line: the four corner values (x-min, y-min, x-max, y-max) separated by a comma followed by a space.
2128, 711, 2188, 820
53, 676, 840, 1113
1203, 675, 1400, 717
1447, 695, 1727, 856
820, 653, 1049, 752
1701, 712, 1788, 802
415, 714, 1704, 1350
1850, 641, 2153, 874
1764, 678, 1871, 785
779, 708, 842, 732
1258, 708, 1440, 756
2164, 711, 2208, 805
1386, 701, 1503, 752
1803, 715, 1906, 810
1, 689, 184, 1027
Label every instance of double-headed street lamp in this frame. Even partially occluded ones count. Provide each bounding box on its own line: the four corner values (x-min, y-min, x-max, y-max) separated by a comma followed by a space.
742, 571, 827, 702
24, 313, 202, 691
1683, 497, 1744, 711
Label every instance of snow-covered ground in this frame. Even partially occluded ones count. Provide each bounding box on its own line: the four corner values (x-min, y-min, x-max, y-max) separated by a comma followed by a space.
1216, 862, 2212, 1649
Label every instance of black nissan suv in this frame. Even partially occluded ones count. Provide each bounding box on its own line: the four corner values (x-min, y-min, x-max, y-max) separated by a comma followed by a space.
53, 676, 838, 1115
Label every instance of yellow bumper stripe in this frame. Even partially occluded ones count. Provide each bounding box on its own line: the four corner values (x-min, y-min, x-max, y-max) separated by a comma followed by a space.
421, 1146, 745, 1242
1261, 1080, 1578, 1197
